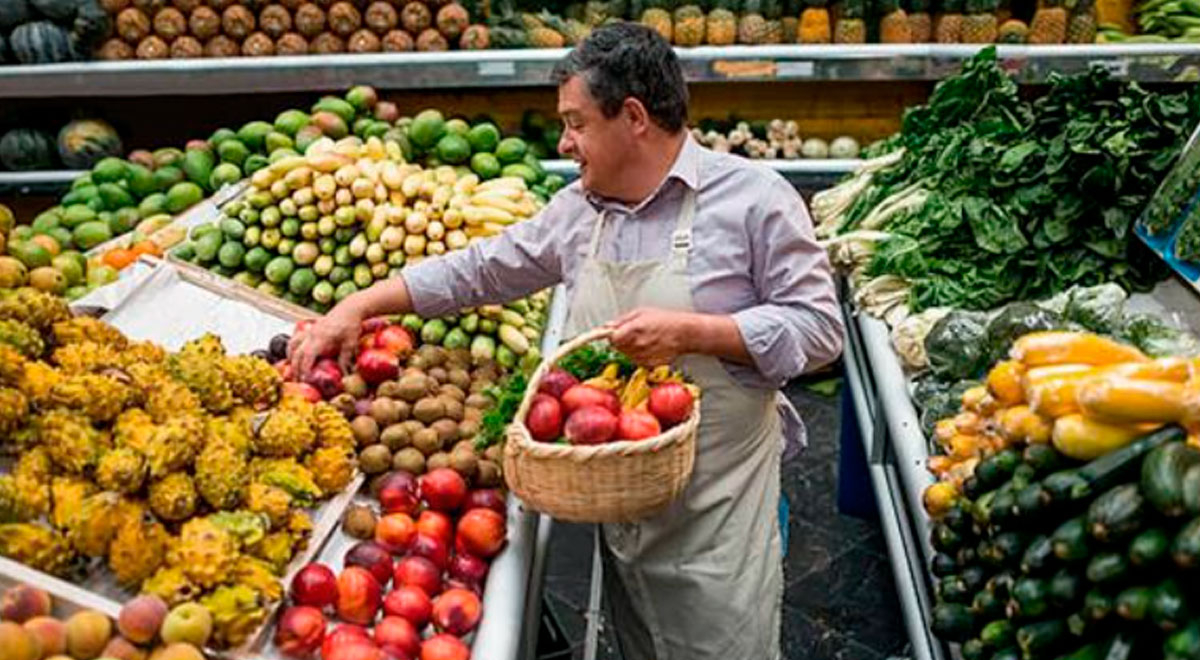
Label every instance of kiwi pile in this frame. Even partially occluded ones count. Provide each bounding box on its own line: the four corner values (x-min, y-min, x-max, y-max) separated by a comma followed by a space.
331, 343, 505, 488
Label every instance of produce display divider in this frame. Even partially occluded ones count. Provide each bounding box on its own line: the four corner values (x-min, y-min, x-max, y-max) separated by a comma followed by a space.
1137, 123, 1200, 294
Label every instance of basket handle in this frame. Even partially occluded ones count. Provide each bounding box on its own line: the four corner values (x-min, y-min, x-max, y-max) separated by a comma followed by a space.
513, 326, 614, 423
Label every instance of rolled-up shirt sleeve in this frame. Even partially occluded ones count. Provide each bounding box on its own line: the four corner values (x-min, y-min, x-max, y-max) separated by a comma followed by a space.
731, 177, 844, 387
402, 195, 570, 318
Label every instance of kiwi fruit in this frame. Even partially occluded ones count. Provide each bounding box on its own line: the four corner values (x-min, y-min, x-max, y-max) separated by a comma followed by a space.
446, 348, 471, 369
413, 428, 442, 456
395, 374, 429, 402
431, 419, 459, 444
426, 451, 452, 472
380, 424, 411, 451
458, 419, 480, 440
428, 366, 448, 385
439, 383, 466, 402
331, 393, 358, 418
465, 393, 493, 410
447, 368, 471, 390
393, 447, 426, 474
370, 397, 404, 426
359, 444, 392, 474
439, 397, 464, 422
342, 503, 378, 539
453, 440, 475, 454
469, 379, 492, 394
376, 380, 404, 399
463, 407, 483, 424
450, 448, 478, 480
476, 459, 502, 487
343, 373, 369, 398
483, 444, 502, 463
351, 415, 380, 446
413, 397, 446, 424
400, 419, 425, 437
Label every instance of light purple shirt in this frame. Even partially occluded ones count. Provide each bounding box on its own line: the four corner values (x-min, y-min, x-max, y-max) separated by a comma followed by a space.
404, 135, 844, 397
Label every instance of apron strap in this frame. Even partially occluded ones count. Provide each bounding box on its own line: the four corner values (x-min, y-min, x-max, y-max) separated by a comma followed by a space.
586, 209, 607, 259
669, 188, 697, 272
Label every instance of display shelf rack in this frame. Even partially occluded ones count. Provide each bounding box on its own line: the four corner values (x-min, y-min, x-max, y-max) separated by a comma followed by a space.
2, 44, 1198, 98
0, 170, 86, 195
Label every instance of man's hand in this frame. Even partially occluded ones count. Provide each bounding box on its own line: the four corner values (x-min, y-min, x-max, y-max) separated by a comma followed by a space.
608, 308, 696, 367
288, 304, 364, 378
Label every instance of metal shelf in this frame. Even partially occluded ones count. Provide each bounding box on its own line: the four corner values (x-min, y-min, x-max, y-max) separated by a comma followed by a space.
0, 170, 85, 195
2, 44, 1198, 98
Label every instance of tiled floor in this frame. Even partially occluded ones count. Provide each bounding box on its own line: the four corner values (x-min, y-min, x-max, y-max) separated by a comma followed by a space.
537, 374, 912, 660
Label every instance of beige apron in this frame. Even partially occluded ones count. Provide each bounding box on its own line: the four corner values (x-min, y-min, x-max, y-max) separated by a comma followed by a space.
562, 186, 784, 660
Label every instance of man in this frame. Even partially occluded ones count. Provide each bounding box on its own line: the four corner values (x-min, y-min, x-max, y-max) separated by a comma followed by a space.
291, 23, 842, 659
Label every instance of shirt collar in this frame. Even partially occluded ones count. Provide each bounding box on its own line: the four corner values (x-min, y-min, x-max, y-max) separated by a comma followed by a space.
586, 133, 702, 213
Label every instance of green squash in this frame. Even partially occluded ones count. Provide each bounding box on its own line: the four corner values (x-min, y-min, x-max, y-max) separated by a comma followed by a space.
57, 119, 123, 170
31, 0, 79, 22
70, 0, 110, 50
9, 21, 76, 64
0, 0, 31, 30
0, 128, 58, 171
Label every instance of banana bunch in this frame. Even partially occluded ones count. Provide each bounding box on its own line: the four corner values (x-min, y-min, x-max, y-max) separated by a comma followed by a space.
1107, 0, 1200, 41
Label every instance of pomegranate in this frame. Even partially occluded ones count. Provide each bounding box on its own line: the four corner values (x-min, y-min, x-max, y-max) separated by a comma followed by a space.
421, 634, 470, 660
420, 468, 467, 512
564, 406, 618, 445
537, 368, 579, 399
378, 471, 420, 516
462, 489, 506, 515
448, 552, 489, 588
526, 394, 563, 442
410, 532, 451, 569
345, 541, 395, 586
616, 408, 661, 441
357, 348, 400, 385
382, 585, 432, 628
456, 508, 506, 558
282, 381, 322, 403
416, 510, 454, 544
290, 563, 338, 608
306, 357, 345, 398
394, 556, 442, 597
374, 513, 417, 555
648, 382, 694, 427
374, 616, 421, 658
274, 606, 326, 657
431, 588, 482, 636
560, 385, 620, 415
375, 325, 415, 358
337, 566, 383, 626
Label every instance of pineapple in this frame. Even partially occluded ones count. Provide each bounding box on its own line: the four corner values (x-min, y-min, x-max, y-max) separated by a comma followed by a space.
834, 0, 867, 41
706, 0, 738, 43
1028, 0, 1067, 42
641, 0, 675, 40
799, 0, 832, 41
0, 319, 45, 359
738, 0, 769, 42
997, 17, 1028, 40
878, 0, 913, 41
961, 0, 998, 42
907, 0, 933, 40
934, 0, 963, 42
763, 0, 785, 41
673, 3, 707, 44
1066, 0, 1096, 42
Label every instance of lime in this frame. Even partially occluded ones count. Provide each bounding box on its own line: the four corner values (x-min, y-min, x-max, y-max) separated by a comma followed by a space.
466, 122, 502, 153
436, 133, 472, 165
409, 109, 446, 149
470, 152, 502, 179
495, 137, 528, 165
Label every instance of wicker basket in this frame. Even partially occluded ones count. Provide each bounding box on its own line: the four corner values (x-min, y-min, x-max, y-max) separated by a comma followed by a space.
502, 328, 699, 523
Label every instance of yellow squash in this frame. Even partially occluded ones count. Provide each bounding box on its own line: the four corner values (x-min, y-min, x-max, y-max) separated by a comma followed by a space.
1076, 377, 1186, 424
1011, 331, 1149, 367
1051, 414, 1162, 460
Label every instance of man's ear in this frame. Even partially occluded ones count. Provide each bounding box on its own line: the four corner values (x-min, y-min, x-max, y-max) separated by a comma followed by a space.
622, 97, 651, 135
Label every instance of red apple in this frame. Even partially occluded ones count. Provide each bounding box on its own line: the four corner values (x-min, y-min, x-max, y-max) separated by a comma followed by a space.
410, 532, 450, 569
448, 552, 489, 588
456, 508, 506, 559
648, 382, 694, 427
345, 541, 395, 587
526, 394, 563, 442
564, 406, 618, 445
374, 513, 417, 555
306, 357, 345, 399
463, 489, 506, 516
337, 566, 383, 626
378, 471, 420, 516
374, 616, 421, 658
432, 588, 482, 636
291, 563, 338, 608
560, 385, 620, 415
420, 468, 467, 512
383, 585, 432, 628
274, 606, 326, 657
416, 510, 454, 544
282, 381, 322, 403
537, 368, 579, 400
322, 625, 371, 659
394, 556, 442, 597
375, 326, 415, 358
357, 348, 400, 385
421, 634, 470, 660
616, 408, 661, 441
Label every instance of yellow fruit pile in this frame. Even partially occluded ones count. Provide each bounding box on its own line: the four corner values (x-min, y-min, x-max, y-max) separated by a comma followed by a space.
0, 286, 358, 649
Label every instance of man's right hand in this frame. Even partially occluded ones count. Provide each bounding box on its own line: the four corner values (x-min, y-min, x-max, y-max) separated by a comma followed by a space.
288, 303, 364, 379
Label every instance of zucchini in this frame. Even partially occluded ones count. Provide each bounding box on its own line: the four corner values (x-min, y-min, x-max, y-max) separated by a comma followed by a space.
1183, 464, 1200, 516
1017, 619, 1066, 657
932, 552, 959, 577
1065, 611, 1091, 638
1128, 528, 1171, 567
944, 504, 974, 533
1114, 586, 1153, 621
932, 523, 964, 553
1141, 442, 1200, 517
939, 575, 972, 603
962, 639, 988, 660
957, 545, 979, 568
1085, 552, 1129, 585
1086, 483, 1145, 543
1012, 463, 1037, 490
1017, 483, 1050, 518
973, 590, 1005, 620
1149, 579, 1189, 632
978, 449, 1023, 488
1044, 469, 1086, 503
979, 539, 1001, 568
1049, 568, 1083, 607
930, 602, 974, 642
1024, 443, 1064, 476
1172, 516, 1200, 569
1165, 620, 1200, 660
991, 532, 1028, 568
1056, 641, 1106, 660
990, 489, 1018, 527
981, 619, 1015, 648
1071, 426, 1184, 501
1052, 516, 1091, 562
961, 565, 988, 591
1021, 535, 1056, 575
987, 570, 1019, 601
974, 489, 1000, 526
964, 475, 987, 501
990, 648, 1020, 660
1011, 576, 1050, 618
1084, 588, 1113, 620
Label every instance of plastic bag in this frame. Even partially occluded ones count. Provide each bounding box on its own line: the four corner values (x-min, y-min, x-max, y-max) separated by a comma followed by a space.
1118, 313, 1200, 357
1063, 284, 1128, 334
984, 302, 1066, 363
891, 307, 951, 371
924, 310, 990, 380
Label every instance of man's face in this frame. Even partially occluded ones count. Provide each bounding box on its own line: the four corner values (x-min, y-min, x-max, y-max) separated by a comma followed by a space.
557, 75, 632, 197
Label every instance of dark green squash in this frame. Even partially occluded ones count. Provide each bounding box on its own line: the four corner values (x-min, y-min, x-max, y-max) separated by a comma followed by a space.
930, 602, 975, 642
1149, 578, 1188, 632
57, 119, 123, 170
1128, 527, 1171, 567
932, 552, 958, 577
1052, 516, 1091, 562
70, 0, 109, 51
0, 128, 57, 171
1011, 576, 1050, 618
1071, 426, 1184, 501
30, 0, 79, 22
1086, 484, 1144, 543
1114, 586, 1153, 621
1016, 619, 1066, 658
1085, 552, 1129, 585
0, 0, 31, 29
1021, 535, 1056, 575
981, 620, 1015, 648
1172, 516, 1200, 569
1049, 568, 1083, 607
1083, 588, 1113, 620
1142, 442, 1200, 517
9, 21, 76, 64
973, 589, 1005, 620
1182, 463, 1200, 516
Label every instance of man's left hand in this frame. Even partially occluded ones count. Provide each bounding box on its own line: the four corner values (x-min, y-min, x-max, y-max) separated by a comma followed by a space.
608, 308, 696, 367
